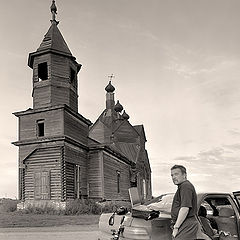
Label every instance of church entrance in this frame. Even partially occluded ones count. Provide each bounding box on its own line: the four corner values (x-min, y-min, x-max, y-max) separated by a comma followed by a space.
34, 170, 50, 200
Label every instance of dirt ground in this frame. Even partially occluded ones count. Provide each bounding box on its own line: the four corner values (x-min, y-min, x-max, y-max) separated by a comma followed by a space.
0, 224, 100, 240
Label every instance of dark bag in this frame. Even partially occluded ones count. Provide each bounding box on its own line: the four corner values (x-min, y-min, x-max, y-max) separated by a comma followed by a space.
132, 208, 159, 220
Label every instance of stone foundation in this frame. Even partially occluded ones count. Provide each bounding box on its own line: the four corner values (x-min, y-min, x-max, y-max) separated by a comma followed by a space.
17, 200, 66, 211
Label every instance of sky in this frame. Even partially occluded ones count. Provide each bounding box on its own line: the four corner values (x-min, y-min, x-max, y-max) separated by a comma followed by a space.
0, 0, 240, 198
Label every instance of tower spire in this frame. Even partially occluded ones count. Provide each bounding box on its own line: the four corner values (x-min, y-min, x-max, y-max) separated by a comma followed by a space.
50, 0, 58, 24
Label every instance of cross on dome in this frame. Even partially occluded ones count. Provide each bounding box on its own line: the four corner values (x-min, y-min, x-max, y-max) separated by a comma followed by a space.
50, 0, 58, 23
108, 74, 115, 81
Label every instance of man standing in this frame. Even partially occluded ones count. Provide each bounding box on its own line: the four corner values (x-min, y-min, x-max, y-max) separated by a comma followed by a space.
171, 165, 198, 240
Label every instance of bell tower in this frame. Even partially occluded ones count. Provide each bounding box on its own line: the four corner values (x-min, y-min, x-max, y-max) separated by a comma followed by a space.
28, 0, 81, 112
13, 1, 92, 203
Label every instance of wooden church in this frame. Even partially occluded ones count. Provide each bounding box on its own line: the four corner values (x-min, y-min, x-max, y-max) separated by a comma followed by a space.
13, 1, 152, 207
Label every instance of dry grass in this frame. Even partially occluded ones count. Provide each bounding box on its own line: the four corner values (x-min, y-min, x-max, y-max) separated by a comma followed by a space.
0, 211, 99, 228
0, 198, 130, 228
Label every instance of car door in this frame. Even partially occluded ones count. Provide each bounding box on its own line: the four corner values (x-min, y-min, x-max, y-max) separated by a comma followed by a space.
233, 191, 240, 210
198, 193, 240, 239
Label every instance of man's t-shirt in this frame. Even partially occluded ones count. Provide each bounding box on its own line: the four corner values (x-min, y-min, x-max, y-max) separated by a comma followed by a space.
171, 180, 197, 223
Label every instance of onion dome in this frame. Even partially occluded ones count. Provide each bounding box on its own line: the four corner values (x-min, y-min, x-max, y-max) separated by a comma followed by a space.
105, 81, 115, 93
122, 110, 130, 120
114, 100, 123, 112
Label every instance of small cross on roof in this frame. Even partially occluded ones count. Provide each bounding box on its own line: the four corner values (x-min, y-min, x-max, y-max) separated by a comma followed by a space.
108, 74, 115, 81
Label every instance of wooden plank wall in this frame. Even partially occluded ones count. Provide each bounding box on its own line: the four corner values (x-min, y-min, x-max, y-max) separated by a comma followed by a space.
103, 152, 130, 201
69, 89, 78, 112
51, 54, 69, 81
33, 85, 52, 108
64, 111, 89, 145
51, 54, 78, 112
87, 150, 103, 199
32, 54, 51, 109
64, 144, 88, 198
64, 161, 75, 199
51, 85, 70, 107
135, 148, 152, 201
32, 54, 51, 83
19, 168, 25, 200
19, 145, 38, 166
24, 147, 62, 200
19, 109, 63, 141
32, 54, 78, 111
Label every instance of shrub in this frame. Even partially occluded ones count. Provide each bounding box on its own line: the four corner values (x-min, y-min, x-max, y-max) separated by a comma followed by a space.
65, 199, 97, 215
99, 200, 131, 213
0, 199, 19, 212
22, 205, 60, 215
8, 199, 131, 215
65, 199, 131, 215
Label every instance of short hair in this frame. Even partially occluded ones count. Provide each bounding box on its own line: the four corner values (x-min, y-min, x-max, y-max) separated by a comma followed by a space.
171, 165, 187, 175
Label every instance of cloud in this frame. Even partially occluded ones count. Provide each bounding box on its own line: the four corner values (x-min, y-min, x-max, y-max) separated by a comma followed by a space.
152, 144, 240, 196
228, 129, 240, 136
174, 156, 197, 161
223, 143, 240, 150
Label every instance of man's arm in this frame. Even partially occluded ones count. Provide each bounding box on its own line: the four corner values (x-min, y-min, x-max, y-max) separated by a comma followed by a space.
172, 207, 189, 237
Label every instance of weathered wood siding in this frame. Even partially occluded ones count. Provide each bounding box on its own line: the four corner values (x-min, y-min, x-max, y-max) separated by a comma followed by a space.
87, 150, 103, 199
51, 54, 69, 82
19, 109, 63, 141
69, 89, 78, 112
18, 142, 64, 200
19, 145, 37, 166
33, 85, 51, 108
51, 54, 78, 112
64, 111, 89, 145
64, 161, 75, 199
32, 54, 52, 109
24, 146, 62, 200
32, 54, 79, 111
135, 148, 152, 201
63, 144, 88, 198
32, 54, 51, 84
103, 152, 130, 200
19, 168, 25, 200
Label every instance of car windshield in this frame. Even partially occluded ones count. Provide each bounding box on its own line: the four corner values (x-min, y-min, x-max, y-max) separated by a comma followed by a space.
144, 193, 174, 213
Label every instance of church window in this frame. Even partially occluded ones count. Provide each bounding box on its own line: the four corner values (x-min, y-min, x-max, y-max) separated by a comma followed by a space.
70, 68, 76, 86
37, 120, 45, 137
117, 171, 120, 193
74, 165, 81, 199
38, 62, 48, 81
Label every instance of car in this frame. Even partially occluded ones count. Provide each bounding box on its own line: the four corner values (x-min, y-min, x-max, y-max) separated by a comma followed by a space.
98, 189, 240, 240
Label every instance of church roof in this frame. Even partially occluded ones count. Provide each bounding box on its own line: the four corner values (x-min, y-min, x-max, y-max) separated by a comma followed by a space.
133, 125, 147, 142
28, 21, 74, 68
28, 0, 76, 69
37, 21, 72, 56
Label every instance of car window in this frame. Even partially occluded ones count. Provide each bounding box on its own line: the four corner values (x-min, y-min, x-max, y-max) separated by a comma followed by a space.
203, 197, 234, 217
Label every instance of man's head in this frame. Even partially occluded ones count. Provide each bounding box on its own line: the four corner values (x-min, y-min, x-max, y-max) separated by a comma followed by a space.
171, 165, 187, 185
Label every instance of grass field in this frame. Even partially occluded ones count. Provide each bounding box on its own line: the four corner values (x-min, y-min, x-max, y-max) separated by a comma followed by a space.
0, 212, 100, 228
